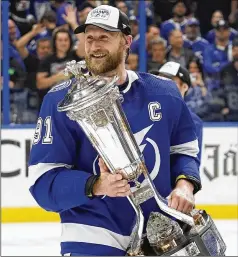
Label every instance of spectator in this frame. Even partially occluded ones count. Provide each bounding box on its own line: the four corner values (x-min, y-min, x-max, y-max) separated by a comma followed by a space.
8, 19, 26, 71
126, 53, 138, 71
220, 39, 238, 121
147, 38, 167, 71
203, 20, 231, 90
166, 29, 196, 68
115, 1, 129, 16
36, 28, 83, 105
50, 0, 71, 28
1, 41, 26, 90
129, 16, 139, 40
185, 59, 212, 119
15, 23, 52, 91
77, 2, 94, 25
153, 0, 195, 23
206, 11, 238, 44
27, 11, 57, 56
40, 10, 57, 35
195, 0, 234, 36
158, 61, 203, 161
183, 18, 209, 63
9, 0, 35, 35
1, 40, 28, 124
160, 1, 188, 41
131, 24, 160, 58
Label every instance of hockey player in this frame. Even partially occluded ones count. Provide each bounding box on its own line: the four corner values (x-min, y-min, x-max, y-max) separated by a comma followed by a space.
28, 5, 201, 256
158, 62, 203, 161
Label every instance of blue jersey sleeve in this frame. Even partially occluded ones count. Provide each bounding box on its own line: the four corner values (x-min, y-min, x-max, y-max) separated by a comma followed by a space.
28, 87, 92, 213
170, 98, 201, 192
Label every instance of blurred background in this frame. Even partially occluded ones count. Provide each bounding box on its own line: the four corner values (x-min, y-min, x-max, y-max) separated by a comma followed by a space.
1, 0, 238, 255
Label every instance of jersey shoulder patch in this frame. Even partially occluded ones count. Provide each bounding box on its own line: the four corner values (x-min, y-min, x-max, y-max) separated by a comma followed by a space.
49, 80, 72, 93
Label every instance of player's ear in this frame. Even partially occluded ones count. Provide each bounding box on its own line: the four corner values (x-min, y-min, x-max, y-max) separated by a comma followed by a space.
125, 35, 133, 48
183, 83, 189, 92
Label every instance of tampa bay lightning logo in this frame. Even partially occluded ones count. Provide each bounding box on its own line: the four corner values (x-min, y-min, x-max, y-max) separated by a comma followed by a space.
93, 124, 161, 192
131, 124, 161, 190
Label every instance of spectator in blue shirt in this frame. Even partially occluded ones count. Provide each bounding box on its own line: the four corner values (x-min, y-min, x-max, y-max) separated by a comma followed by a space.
183, 18, 209, 63
203, 20, 232, 90
206, 10, 238, 44
160, 1, 188, 41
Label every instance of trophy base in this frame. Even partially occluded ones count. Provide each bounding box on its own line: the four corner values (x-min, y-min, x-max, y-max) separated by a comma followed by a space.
140, 210, 226, 256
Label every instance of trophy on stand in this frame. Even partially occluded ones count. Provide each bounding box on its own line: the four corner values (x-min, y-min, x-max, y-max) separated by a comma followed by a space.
57, 60, 226, 256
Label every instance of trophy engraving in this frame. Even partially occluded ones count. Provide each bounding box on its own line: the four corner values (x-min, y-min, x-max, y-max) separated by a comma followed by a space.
57, 60, 226, 256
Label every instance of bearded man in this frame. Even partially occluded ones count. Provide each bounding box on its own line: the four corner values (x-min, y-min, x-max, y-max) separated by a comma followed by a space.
28, 5, 201, 256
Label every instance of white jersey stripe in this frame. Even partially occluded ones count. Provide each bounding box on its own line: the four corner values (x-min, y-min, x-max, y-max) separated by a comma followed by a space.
170, 139, 199, 157
61, 223, 131, 251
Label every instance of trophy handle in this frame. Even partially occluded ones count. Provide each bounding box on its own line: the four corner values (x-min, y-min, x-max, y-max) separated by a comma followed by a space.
126, 196, 144, 256
143, 170, 195, 227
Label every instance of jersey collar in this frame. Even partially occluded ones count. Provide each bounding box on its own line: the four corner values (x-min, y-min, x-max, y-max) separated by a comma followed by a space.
122, 70, 139, 94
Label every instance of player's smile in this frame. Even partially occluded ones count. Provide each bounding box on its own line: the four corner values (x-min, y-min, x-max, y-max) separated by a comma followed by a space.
91, 53, 107, 59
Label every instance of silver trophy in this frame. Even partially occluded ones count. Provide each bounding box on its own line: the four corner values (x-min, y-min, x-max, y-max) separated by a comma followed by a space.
57, 61, 226, 256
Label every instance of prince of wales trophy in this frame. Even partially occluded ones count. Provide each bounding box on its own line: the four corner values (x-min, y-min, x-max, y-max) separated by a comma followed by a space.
57, 60, 226, 256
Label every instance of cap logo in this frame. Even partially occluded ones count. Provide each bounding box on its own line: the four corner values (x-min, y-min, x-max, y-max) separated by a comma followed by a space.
88, 8, 111, 20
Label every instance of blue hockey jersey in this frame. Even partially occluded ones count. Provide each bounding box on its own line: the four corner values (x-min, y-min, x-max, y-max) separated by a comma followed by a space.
183, 36, 209, 63
28, 71, 200, 256
160, 18, 187, 41
206, 28, 238, 44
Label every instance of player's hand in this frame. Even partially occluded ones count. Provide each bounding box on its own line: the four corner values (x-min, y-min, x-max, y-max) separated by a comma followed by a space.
167, 179, 195, 214
93, 158, 131, 197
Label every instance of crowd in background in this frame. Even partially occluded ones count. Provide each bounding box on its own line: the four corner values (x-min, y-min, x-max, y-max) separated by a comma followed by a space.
1, 0, 238, 124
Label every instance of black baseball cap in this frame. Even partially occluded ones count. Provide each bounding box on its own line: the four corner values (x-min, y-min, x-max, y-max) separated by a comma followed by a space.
215, 20, 229, 30
159, 61, 191, 86
74, 5, 131, 35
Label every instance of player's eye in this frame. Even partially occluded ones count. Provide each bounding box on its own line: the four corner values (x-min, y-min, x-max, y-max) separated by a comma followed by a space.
99, 36, 109, 41
86, 36, 93, 43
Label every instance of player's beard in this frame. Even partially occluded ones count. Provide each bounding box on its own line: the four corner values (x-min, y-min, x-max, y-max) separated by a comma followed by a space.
85, 44, 124, 76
